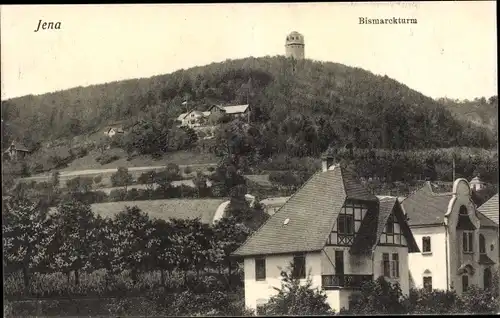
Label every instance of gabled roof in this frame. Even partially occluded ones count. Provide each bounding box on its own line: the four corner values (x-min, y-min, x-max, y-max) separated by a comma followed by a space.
232, 166, 378, 257
351, 196, 420, 254
4, 141, 30, 152
470, 176, 485, 184
400, 182, 452, 226
223, 104, 249, 114
478, 193, 499, 225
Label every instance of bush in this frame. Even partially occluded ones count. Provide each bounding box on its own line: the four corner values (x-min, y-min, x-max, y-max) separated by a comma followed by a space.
109, 189, 127, 202
261, 264, 334, 316
93, 175, 103, 184
346, 276, 405, 314
184, 166, 193, 175
96, 154, 120, 165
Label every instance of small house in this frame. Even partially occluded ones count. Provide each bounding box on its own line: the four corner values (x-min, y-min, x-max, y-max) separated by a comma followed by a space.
3, 141, 30, 161
104, 127, 124, 138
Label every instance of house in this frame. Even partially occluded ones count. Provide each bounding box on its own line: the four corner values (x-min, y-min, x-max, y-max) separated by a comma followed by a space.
177, 110, 211, 128
104, 127, 124, 138
259, 196, 291, 216
3, 141, 30, 161
232, 156, 419, 313
208, 104, 250, 120
470, 176, 487, 192
478, 193, 499, 262
401, 181, 499, 294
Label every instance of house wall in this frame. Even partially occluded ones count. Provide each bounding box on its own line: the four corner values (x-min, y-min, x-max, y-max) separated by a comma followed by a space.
373, 245, 411, 296
321, 246, 372, 275
446, 182, 481, 294
243, 252, 322, 312
408, 226, 448, 290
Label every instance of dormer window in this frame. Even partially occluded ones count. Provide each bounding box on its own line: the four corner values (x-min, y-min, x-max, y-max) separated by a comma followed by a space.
380, 213, 407, 246
327, 201, 367, 246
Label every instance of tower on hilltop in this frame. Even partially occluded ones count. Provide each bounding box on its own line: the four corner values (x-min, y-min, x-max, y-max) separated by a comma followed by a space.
285, 31, 305, 60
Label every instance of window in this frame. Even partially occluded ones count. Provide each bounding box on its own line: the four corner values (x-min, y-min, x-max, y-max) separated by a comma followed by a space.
391, 253, 400, 278
338, 215, 354, 235
255, 257, 266, 281
484, 268, 492, 290
459, 206, 468, 215
479, 234, 486, 254
386, 215, 394, 234
422, 236, 432, 253
423, 276, 433, 292
382, 253, 391, 277
463, 232, 474, 253
292, 254, 306, 279
462, 275, 469, 292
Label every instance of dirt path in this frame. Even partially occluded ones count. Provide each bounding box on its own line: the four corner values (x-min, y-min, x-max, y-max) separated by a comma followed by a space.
20, 163, 217, 182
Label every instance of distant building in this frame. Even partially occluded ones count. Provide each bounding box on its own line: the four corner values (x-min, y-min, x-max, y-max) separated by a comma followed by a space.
285, 31, 305, 60
208, 104, 250, 121
470, 176, 486, 192
104, 127, 124, 138
177, 110, 210, 128
401, 180, 498, 294
3, 141, 30, 161
259, 196, 291, 216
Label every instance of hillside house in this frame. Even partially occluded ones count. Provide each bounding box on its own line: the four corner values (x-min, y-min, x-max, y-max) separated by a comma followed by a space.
177, 110, 211, 128
233, 156, 419, 313
3, 141, 30, 161
208, 104, 250, 121
401, 181, 499, 294
104, 127, 124, 138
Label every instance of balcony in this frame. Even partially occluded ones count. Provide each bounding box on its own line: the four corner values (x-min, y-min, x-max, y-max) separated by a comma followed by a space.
321, 274, 373, 290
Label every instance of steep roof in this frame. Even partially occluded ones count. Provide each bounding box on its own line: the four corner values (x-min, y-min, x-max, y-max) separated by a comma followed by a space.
233, 166, 378, 257
5, 141, 30, 152
478, 193, 499, 225
400, 183, 452, 226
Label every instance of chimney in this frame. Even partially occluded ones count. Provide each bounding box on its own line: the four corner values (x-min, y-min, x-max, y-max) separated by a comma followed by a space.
322, 155, 336, 172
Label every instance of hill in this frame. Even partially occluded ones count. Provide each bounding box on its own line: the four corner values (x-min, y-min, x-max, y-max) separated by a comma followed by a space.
1, 56, 496, 156
437, 96, 498, 131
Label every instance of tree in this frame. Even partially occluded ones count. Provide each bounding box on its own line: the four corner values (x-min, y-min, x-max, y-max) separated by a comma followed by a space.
66, 176, 93, 194
111, 206, 153, 284
261, 263, 334, 316
148, 219, 176, 286
50, 200, 97, 285
137, 170, 158, 195
2, 198, 55, 291
111, 167, 133, 191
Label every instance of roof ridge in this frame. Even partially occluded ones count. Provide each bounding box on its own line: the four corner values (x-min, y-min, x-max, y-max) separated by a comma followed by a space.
233, 169, 323, 256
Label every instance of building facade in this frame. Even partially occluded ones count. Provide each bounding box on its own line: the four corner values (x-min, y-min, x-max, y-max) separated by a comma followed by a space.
285, 31, 305, 60
401, 180, 498, 294
233, 156, 419, 313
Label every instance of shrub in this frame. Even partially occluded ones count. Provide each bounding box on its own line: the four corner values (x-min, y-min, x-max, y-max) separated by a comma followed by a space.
184, 166, 193, 175
261, 264, 334, 316
346, 276, 406, 314
96, 154, 120, 165
109, 189, 127, 202
93, 175, 103, 184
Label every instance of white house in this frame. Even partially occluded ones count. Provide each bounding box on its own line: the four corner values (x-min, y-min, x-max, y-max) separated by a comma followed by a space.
233, 156, 419, 313
177, 110, 210, 128
104, 127, 124, 138
401, 181, 498, 294
470, 176, 487, 192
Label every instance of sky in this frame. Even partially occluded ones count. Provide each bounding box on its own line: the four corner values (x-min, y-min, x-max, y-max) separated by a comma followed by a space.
0, 2, 497, 101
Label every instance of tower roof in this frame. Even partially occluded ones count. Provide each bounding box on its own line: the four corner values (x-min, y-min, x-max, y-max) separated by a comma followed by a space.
286, 31, 304, 45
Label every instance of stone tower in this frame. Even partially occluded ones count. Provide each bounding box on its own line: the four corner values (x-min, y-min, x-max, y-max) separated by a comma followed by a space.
285, 31, 305, 60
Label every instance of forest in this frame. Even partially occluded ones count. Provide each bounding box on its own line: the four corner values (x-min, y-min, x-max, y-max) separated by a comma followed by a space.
1, 55, 497, 153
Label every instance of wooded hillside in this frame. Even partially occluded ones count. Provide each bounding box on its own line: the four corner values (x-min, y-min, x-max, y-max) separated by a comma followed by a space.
1, 56, 496, 153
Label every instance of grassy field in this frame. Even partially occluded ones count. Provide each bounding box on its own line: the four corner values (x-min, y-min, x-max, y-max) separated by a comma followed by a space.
62, 149, 219, 172
90, 198, 228, 224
